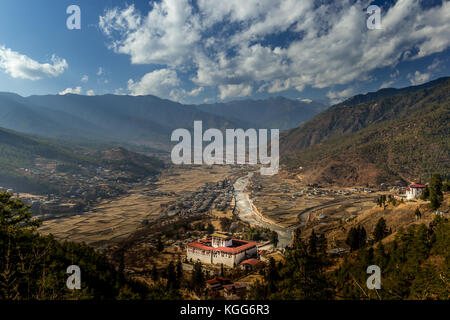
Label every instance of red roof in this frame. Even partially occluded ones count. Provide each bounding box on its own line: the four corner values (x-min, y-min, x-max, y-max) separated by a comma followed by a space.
216, 277, 232, 283
206, 277, 232, 286
240, 259, 262, 267
223, 283, 247, 291
410, 183, 426, 188
186, 239, 257, 254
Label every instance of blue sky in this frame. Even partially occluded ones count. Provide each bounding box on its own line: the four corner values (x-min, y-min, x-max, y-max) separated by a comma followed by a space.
0, 0, 449, 104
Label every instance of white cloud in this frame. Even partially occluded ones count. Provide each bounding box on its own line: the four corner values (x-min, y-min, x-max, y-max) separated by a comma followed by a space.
86, 89, 95, 96
99, 0, 450, 97
380, 69, 400, 89
127, 68, 180, 97
408, 71, 431, 86
0, 46, 67, 80
97, 67, 103, 76
81, 75, 88, 82
427, 58, 442, 72
185, 87, 204, 97
326, 87, 355, 105
218, 84, 252, 100
114, 88, 126, 95
100, 1, 200, 66
58, 86, 82, 95
169, 86, 204, 103
380, 80, 395, 89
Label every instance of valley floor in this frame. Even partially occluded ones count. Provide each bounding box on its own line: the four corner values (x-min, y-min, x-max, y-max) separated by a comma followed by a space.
36, 165, 449, 298
38, 165, 241, 248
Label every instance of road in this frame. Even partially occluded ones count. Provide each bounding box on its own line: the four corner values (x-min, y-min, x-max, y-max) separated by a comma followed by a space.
287, 196, 378, 230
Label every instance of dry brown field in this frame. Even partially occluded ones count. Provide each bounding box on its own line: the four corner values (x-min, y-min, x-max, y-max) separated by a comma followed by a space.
39, 165, 241, 248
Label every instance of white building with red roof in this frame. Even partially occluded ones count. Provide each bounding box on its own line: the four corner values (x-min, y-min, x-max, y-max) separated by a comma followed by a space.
406, 183, 426, 200
186, 233, 257, 267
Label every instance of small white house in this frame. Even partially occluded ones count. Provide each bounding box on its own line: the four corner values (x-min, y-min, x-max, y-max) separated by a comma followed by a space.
406, 183, 426, 200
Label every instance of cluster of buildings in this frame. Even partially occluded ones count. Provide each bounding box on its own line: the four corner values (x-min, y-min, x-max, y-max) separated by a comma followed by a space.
160, 179, 233, 216
393, 182, 427, 200
6, 162, 158, 221
405, 183, 427, 200
206, 277, 248, 299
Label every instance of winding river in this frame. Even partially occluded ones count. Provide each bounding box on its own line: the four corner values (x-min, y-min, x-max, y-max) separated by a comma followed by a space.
233, 172, 293, 248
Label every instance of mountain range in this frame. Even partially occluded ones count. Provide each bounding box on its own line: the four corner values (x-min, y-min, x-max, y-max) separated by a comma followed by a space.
0, 77, 448, 191
0, 94, 325, 151
280, 77, 450, 186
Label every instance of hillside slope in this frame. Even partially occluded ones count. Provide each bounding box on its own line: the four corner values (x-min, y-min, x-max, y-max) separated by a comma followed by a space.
281, 77, 450, 186
0, 127, 164, 193
280, 77, 449, 153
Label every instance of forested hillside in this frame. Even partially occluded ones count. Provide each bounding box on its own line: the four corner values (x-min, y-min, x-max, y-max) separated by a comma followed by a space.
250, 213, 450, 300
281, 77, 450, 186
0, 192, 176, 300
0, 127, 164, 193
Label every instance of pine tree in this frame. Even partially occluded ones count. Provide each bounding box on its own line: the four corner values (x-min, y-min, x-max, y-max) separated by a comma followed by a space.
0, 192, 41, 232
317, 233, 327, 254
346, 227, 359, 251
373, 217, 388, 242
266, 257, 278, 293
191, 262, 205, 295
166, 261, 178, 290
206, 223, 215, 235
358, 226, 367, 249
156, 236, 164, 253
374, 242, 389, 270
176, 260, 183, 282
414, 207, 421, 220
270, 231, 279, 248
429, 174, 443, 210
346, 226, 366, 251
274, 232, 332, 299
420, 186, 430, 200
151, 265, 159, 282
308, 230, 317, 255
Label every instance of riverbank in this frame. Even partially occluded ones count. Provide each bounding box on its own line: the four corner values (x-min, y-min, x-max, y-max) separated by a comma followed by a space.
233, 172, 293, 248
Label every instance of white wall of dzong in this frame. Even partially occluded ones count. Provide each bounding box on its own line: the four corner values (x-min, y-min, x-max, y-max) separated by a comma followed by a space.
186, 246, 257, 267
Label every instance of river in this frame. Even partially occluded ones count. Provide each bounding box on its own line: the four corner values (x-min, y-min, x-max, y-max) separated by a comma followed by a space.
233, 172, 293, 248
